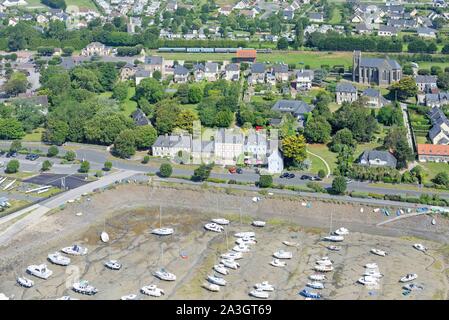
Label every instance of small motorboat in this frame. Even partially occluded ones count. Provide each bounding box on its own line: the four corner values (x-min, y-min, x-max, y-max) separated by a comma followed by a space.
17, 276, 34, 288
309, 274, 326, 281
307, 281, 325, 289
207, 275, 227, 286
213, 264, 229, 275
101, 231, 110, 243
413, 243, 427, 252
48, 252, 71, 266
211, 218, 229, 225
57, 296, 78, 300
314, 265, 333, 272
270, 259, 286, 267
221, 259, 240, 269
370, 248, 387, 257
333, 227, 349, 236
202, 282, 220, 292
254, 281, 275, 292
236, 237, 257, 245
105, 260, 122, 270
153, 268, 176, 281
282, 241, 299, 247
431, 218, 436, 225
299, 289, 321, 299
315, 257, 333, 266
400, 273, 418, 283
61, 245, 88, 256
0, 293, 9, 300
221, 251, 243, 260
358, 276, 379, 286
204, 223, 224, 233
273, 250, 292, 259
233, 244, 250, 253
121, 294, 137, 300
252, 220, 266, 227
234, 231, 255, 238
365, 263, 378, 269
363, 270, 383, 278
323, 235, 344, 242
403, 283, 424, 291
141, 285, 164, 297
151, 228, 174, 236
72, 280, 98, 295
249, 289, 269, 299
26, 264, 53, 279
327, 245, 341, 251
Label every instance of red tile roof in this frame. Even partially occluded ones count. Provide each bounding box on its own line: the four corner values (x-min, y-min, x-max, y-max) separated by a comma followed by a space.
417, 144, 449, 156
236, 49, 257, 58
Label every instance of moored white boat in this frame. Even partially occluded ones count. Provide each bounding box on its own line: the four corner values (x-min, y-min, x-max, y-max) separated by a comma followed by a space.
365, 263, 378, 269
141, 285, 164, 297
299, 289, 321, 299
358, 276, 379, 285
233, 244, 250, 252
213, 264, 229, 275
363, 270, 383, 278
400, 273, 418, 283
314, 265, 333, 272
234, 231, 255, 238
315, 257, 333, 266
370, 248, 387, 257
252, 220, 266, 227
413, 244, 427, 252
254, 281, 275, 292
151, 228, 174, 236
105, 260, 122, 270
327, 245, 341, 251
153, 268, 176, 281
26, 264, 53, 279
323, 235, 344, 242
334, 227, 349, 236
61, 245, 88, 256
202, 282, 220, 292
211, 218, 229, 225
273, 250, 292, 259
72, 280, 97, 295
221, 251, 243, 260
249, 289, 269, 299
236, 237, 257, 245
431, 218, 436, 225
57, 296, 78, 300
121, 294, 137, 300
101, 231, 109, 243
221, 259, 240, 269
17, 276, 34, 288
48, 252, 71, 266
309, 274, 326, 281
270, 259, 286, 267
307, 281, 325, 289
204, 223, 224, 233
207, 275, 227, 286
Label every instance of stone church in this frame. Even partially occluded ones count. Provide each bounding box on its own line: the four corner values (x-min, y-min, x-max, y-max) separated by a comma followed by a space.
352, 50, 402, 86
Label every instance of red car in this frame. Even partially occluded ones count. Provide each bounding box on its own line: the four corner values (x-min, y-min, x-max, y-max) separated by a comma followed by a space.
228, 167, 237, 174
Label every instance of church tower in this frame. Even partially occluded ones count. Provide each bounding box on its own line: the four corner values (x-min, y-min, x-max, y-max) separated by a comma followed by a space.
353, 50, 362, 82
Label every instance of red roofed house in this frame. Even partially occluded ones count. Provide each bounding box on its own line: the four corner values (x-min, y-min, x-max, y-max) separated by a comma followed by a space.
235, 49, 257, 63
417, 144, 449, 162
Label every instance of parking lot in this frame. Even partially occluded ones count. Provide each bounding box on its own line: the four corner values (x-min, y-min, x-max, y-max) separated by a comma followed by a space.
24, 173, 90, 189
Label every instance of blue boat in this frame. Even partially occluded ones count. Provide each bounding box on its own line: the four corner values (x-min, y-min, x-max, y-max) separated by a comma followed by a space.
299, 289, 321, 299
396, 210, 401, 216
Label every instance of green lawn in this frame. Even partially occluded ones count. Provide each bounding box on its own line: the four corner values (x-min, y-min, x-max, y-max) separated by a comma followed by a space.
23, 128, 44, 142
328, 7, 342, 24
100, 87, 137, 117
24, 0, 46, 8
65, 0, 98, 10
306, 144, 337, 173
420, 162, 449, 182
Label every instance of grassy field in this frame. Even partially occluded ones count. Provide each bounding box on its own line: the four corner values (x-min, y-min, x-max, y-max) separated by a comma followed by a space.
306, 144, 337, 173
65, 0, 98, 10
420, 162, 449, 181
328, 7, 342, 24
100, 87, 137, 117
148, 50, 353, 69
24, 0, 46, 8
23, 128, 44, 142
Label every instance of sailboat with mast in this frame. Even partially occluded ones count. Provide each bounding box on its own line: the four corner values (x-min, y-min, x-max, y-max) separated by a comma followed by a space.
152, 205, 174, 236
101, 218, 109, 243
153, 244, 176, 281
323, 210, 344, 242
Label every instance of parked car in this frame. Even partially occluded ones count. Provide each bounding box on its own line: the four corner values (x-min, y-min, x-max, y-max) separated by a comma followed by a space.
280, 172, 290, 178
236, 168, 243, 174
0, 150, 5, 156
228, 167, 237, 174
300, 175, 311, 180
310, 176, 322, 181
287, 173, 295, 179
6, 152, 17, 158
26, 154, 39, 161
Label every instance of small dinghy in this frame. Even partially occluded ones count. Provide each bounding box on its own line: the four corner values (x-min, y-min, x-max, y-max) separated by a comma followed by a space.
105, 260, 122, 270
48, 252, 71, 266
234, 231, 255, 238
233, 244, 250, 252
270, 259, 286, 267
314, 265, 333, 272
413, 243, 427, 252
61, 245, 88, 256
17, 276, 34, 288
431, 218, 436, 225
333, 227, 349, 236
400, 273, 418, 283
0, 293, 9, 300
141, 285, 164, 297
273, 250, 292, 259
327, 245, 341, 251
211, 218, 229, 225
365, 263, 378, 269
101, 231, 110, 243
358, 276, 379, 286
254, 281, 275, 292
252, 220, 266, 227
26, 264, 53, 279
403, 283, 424, 291
315, 257, 333, 266
221, 251, 243, 260
202, 282, 220, 292
249, 289, 269, 299
207, 275, 227, 286
221, 259, 240, 269
363, 270, 383, 278
151, 228, 174, 236
282, 241, 299, 247
236, 237, 257, 245
213, 264, 229, 275
153, 268, 176, 281
73, 280, 97, 295
121, 294, 137, 300
309, 274, 326, 281
323, 235, 344, 242
299, 289, 321, 299
370, 248, 387, 257
57, 296, 78, 300
204, 223, 224, 233
307, 281, 325, 289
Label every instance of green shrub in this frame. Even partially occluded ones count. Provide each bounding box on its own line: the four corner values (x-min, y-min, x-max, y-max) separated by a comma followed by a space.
64, 150, 76, 162
142, 155, 150, 164
41, 160, 52, 171
79, 161, 90, 173
258, 175, 273, 188
47, 146, 59, 157
306, 181, 326, 193
5, 159, 19, 173
159, 163, 173, 178
103, 161, 112, 171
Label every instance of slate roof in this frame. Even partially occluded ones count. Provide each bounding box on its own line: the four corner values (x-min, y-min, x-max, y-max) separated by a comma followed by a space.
251, 63, 265, 74
273, 64, 288, 74
359, 150, 397, 168
271, 100, 314, 117
174, 65, 189, 75
359, 57, 401, 70
153, 134, 192, 149
415, 75, 437, 84
225, 63, 240, 71
205, 62, 219, 73
336, 83, 357, 93
145, 56, 163, 65
131, 108, 150, 126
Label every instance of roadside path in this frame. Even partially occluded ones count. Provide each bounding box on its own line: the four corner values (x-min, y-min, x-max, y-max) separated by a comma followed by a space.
307, 150, 331, 177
